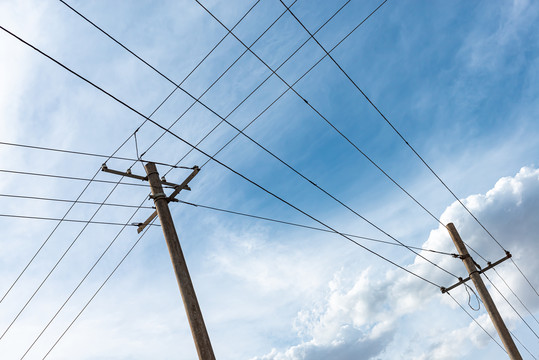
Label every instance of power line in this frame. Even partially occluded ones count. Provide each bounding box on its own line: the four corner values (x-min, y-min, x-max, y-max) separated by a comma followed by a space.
177, 199, 458, 256
0, 141, 193, 169
53, 2, 459, 279
0, 0, 263, 327
278, 0, 510, 256
483, 272, 539, 341
0, 176, 125, 341
20, 197, 148, 359
0, 168, 153, 188
2, 0, 265, 348
0, 132, 137, 304
0, 193, 154, 209
58, 0, 266, 165
511, 258, 539, 300
163, 0, 351, 176
41, 217, 157, 359
145, 0, 301, 169
0, 25, 445, 288
446, 291, 506, 354
0, 213, 159, 228
493, 268, 539, 326
145, 2, 460, 278
190, 0, 488, 268
0, 192, 457, 256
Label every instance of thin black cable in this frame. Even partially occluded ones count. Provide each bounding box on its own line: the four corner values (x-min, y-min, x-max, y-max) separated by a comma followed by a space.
42, 216, 157, 359
177, 199, 457, 256
190, 0, 488, 265
0, 168, 154, 188
464, 283, 480, 311
121, 2, 462, 279
474, 292, 536, 359
512, 332, 538, 360
0, 26, 443, 288
0, 192, 457, 256
133, 129, 140, 161
278, 0, 509, 254
0, 193, 154, 209
0, 0, 249, 321
483, 272, 539, 341
20, 196, 148, 359
185, 0, 444, 232
0, 133, 135, 304
57, 0, 457, 278
0, 175, 124, 341
0, 213, 159, 227
493, 267, 539, 326
4, 3, 271, 341
511, 258, 539, 299
446, 291, 506, 354
0, 1, 268, 310
57, 0, 263, 164
0, 140, 192, 169
165, 0, 349, 176
136, 0, 293, 162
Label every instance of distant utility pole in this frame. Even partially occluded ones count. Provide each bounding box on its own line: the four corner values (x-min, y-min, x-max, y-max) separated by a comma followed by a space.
442, 223, 521, 360
102, 162, 215, 360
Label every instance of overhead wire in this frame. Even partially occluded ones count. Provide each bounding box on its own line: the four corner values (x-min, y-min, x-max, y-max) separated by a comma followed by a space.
41, 217, 157, 359
482, 272, 539, 341
0, 4, 494, 354
0, 213, 159, 227
278, 0, 512, 257
0, 192, 457, 256
0, 168, 153, 188
277, 0, 539, 320
135, 0, 298, 162
54, 1, 460, 279
20, 196, 149, 359
177, 199, 458, 256
4, 2, 532, 358
0, 1, 270, 353
511, 258, 539, 299
0, 0, 252, 324
194, 0, 537, 321
161, 0, 341, 176
56, 0, 264, 167
0, 193, 154, 209
2, 1, 288, 353
492, 268, 539, 326
0, 140, 193, 169
446, 291, 507, 354
0, 133, 135, 304
0, 25, 445, 288
0, 176, 125, 341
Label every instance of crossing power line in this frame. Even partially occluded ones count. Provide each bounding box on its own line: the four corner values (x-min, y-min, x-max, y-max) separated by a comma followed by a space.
0, 24, 450, 289
0, 192, 458, 257
55, 0, 460, 280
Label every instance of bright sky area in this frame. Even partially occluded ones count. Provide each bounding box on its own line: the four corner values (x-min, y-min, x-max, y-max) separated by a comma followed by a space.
0, 0, 538, 359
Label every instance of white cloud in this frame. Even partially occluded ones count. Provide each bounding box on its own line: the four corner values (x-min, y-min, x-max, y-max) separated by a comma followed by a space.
252, 166, 539, 359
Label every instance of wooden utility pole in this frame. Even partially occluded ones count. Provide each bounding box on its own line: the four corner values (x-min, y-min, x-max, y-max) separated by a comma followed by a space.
446, 223, 522, 360
145, 162, 215, 360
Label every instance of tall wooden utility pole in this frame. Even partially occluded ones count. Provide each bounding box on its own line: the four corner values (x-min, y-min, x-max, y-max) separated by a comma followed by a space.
446, 223, 522, 360
144, 162, 216, 360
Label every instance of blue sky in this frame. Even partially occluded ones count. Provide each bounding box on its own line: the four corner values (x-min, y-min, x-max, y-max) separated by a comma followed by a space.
1, 0, 538, 359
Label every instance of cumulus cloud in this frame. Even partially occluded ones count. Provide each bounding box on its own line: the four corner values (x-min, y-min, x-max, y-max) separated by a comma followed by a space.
254, 166, 539, 359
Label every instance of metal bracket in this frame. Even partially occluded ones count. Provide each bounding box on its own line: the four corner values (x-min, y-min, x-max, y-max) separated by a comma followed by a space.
137, 166, 200, 233
440, 252, 512, 293
101, 164, 200, 234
